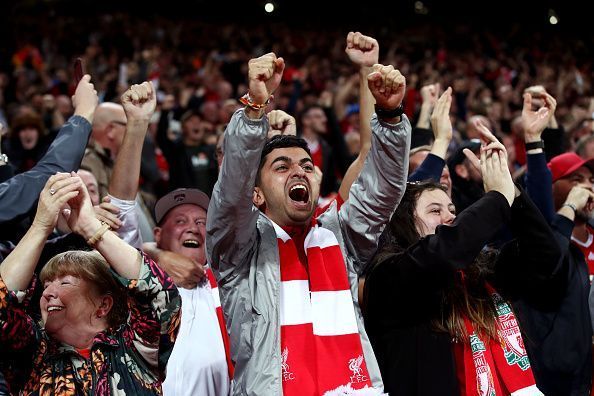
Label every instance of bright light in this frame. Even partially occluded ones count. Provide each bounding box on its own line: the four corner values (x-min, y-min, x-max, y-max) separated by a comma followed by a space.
548, 9, 559, 25
414, 1, 428, 15
265, 2, 274, 13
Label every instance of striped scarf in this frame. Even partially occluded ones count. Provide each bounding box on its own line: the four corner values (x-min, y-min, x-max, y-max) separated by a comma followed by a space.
461, 284, 542, 396
273, 221, 382, 396
205, 267, 234, 379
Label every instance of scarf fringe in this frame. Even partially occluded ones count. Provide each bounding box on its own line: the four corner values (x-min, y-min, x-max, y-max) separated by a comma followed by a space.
323, 384, 386, 396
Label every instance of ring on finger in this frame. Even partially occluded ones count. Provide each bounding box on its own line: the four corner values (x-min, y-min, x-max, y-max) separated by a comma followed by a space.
49, 188, 56, 195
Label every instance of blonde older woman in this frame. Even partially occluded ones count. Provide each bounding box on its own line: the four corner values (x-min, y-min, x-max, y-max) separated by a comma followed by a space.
0, 172, 180, 394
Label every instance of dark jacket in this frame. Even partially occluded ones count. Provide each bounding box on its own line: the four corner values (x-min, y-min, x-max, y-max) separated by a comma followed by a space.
0, 115, 91, 226
156, 110, 218, 195
522, 151, 593, 395
364, 190, 562, 395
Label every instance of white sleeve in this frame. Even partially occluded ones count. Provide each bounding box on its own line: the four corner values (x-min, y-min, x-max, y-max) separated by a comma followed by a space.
108, 195, 143, 249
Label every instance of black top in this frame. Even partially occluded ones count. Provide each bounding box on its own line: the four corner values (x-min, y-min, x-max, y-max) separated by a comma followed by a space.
364, 190, 563, 395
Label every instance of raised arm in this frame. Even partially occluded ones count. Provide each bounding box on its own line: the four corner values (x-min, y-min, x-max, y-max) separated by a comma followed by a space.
409, 87, 452, 183
106, 82, 156, 249
206, 53, 284, 280
339, 31, 378, 201
523, 91, 557, 223
0, 75, 97, 223
109, 81, 156, 200
339, 64, 411, 271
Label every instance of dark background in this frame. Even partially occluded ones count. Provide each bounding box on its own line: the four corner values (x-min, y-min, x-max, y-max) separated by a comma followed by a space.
0, 0, 587, 72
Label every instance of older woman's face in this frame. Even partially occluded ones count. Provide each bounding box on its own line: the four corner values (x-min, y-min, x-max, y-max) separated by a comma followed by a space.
41, 275, 105, 338
414, 188, 456, 237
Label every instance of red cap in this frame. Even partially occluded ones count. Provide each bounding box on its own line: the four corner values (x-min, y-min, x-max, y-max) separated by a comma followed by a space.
547, 152, 594, 182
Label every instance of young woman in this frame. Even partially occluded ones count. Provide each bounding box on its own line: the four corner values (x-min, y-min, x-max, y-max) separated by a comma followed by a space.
363, 129, 560, 395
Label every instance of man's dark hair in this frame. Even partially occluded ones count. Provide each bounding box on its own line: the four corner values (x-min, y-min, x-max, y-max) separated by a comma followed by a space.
256, 135, 311, 185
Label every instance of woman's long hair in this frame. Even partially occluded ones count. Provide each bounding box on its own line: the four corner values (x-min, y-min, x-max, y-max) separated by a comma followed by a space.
379, 180, 499, 341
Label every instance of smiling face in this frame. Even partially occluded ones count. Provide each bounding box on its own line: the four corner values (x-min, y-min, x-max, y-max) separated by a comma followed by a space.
41, 275, 106, 339
254, 146, 319, 227
414, 188, 456, 237
154, 204, 207, 263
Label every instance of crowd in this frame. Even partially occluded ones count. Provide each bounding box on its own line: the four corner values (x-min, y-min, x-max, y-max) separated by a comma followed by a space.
1, 11, 594, 396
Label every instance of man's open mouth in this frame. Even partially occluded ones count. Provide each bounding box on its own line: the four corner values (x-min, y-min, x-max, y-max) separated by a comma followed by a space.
289, 183, 309, 203
182, 239, 201, 248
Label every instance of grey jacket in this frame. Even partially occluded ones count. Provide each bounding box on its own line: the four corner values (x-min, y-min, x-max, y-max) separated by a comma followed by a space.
206, 109, 411, 396
0, 115, 91, 223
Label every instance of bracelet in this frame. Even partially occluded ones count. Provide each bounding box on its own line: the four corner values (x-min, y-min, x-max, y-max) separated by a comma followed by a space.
86, 222, 111, 247
525, 140, 545, 151
375, 103, 404, 119
562, 203, 577, 213
239, 92, 273, 111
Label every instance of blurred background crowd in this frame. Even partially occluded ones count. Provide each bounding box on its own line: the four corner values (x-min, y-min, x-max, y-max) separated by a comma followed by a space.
1, 0, 592, 209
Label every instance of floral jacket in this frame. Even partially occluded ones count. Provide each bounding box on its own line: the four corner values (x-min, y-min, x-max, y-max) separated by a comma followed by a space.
0, 253, 181, 395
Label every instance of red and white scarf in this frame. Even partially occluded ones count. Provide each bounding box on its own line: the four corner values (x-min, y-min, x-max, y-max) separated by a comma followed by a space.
460, 284, 542, 396
273, 221, 383, 396
206, 267, 235, 379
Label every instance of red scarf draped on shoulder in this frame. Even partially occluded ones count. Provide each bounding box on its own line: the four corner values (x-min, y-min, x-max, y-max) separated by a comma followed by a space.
273, 219, 383, 396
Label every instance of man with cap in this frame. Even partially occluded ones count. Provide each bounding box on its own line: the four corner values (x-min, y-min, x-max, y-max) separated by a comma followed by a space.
518, 90, 594, 395
153, 188, 233, 396
106, 82, 232, 395
549, 152, 594, 276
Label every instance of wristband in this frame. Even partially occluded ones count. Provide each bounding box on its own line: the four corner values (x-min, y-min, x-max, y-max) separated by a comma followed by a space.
525, 140, 545, 151
375, 103, 404, 119
562, 203, 577, 213
86, 222, 111, 247
239, 92, 273, 111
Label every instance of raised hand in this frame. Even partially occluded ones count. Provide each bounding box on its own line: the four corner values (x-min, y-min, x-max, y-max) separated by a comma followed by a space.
368, 64, 406, 112
430, 87, 453, 142
32, 173, 83, 235
267, 110, 297, 138
345, 32, 379, 67
463, 120, 516, 205
121, 81, 157, 123
421, 83, 441, 108
522, 90, 557, 141
94, 196, 122, 231
72, 74, 99, 123
247, 52, 285, 105
65, 173, 101, 238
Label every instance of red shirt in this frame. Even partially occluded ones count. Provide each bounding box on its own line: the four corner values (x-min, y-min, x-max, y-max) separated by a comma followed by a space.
571, 227, 594, 282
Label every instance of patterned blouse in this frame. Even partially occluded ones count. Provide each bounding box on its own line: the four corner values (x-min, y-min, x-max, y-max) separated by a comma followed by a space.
0, 253, 181, 395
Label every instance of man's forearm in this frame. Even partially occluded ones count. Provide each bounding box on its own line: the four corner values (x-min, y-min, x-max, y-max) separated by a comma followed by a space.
109, 119, 149, 200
